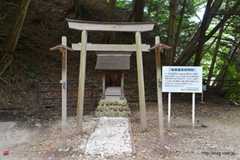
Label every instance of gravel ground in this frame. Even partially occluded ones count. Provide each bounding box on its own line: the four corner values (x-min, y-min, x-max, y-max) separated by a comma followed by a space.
131, 101, 240, 160
0, 116, 98, 160
1, 99, 240, 160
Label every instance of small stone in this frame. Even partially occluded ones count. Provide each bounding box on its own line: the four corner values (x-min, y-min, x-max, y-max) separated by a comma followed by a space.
164, 145, 170, 150
48, 156, 53, 160
64, 147, 70, 152
35, 123, 42, 128
71, 154, 76, 158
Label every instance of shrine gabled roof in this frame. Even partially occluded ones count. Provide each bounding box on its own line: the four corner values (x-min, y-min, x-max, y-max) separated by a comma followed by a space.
95, 53, 131, 70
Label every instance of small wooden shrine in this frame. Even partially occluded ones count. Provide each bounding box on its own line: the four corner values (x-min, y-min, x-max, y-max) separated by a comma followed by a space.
95, 53, 131, 116
95, 53, 131, 99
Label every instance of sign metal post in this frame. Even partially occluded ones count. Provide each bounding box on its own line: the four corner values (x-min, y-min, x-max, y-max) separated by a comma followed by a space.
168, 92, 171, 127
192, 93, 196, 127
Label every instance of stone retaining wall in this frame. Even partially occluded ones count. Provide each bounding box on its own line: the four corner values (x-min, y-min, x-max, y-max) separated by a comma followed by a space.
0, 54, 157, 116
39, 53, 157, 112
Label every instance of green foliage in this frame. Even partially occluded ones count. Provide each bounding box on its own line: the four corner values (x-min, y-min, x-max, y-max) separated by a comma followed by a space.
223, 63, 240, 103
116, 0, 132, 9
146, 0, 205, 49
144, 0, 240, 101
201, 47, 213, 78
127, 0, 240, 97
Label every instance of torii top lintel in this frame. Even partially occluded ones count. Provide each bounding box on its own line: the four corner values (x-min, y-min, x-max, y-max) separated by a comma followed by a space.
67, 19, 155, 32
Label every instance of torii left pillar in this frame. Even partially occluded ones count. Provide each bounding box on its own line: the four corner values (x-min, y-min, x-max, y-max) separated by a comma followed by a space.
77, 30, 88, 128
135, 32, 147, 130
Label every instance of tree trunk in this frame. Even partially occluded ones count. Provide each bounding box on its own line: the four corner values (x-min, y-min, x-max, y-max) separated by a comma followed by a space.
206, 25, 224, 88
194, 0, 215, 65
109, 0, 116, 20
132, 0, 145, 22
109, 0, 116, 9
214, 40, 240, 89
0, 0, 31, 77
173, 0, 186, 60
174, 0, 240, 65
167, 0, 178, 65
175, 11, 230, 66
74, 0, 84, 18
73, 0, 123, 21
5, 0, 31, 52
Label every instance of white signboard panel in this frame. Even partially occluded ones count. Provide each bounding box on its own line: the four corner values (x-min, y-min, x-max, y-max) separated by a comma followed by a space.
162, 66, 202, 93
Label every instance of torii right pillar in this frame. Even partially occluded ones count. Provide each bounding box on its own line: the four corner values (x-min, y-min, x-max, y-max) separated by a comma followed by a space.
135, 31, 147, 130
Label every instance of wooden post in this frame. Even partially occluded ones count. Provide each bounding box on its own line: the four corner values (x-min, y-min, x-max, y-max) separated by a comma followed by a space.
155, 36, 164, 138
77, 30, 88, 128
121, 72, 124, 99
102, 73, 106, 98
135, 31, 147, 130
61, 36, 68, 128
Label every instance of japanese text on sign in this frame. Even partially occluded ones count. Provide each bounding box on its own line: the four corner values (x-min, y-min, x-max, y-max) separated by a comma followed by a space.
162, 66, 203, 93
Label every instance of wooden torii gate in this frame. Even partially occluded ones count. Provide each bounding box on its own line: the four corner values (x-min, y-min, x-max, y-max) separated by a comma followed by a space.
67, 19, 155, 130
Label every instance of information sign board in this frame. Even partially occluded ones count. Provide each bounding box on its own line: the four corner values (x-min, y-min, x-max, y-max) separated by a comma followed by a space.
162, 66, 202, 93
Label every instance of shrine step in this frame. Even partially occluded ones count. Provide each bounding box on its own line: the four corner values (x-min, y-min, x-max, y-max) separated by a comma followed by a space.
95, 97, 130, 117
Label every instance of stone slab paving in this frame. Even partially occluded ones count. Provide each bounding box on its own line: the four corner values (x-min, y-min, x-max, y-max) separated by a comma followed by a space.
85, 117, 133, 156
